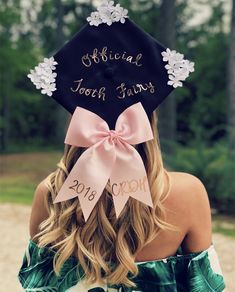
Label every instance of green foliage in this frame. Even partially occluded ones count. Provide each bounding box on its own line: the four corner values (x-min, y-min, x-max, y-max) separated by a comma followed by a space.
0, 0, 233, 213
164, 139, 235, 214
174, 0, 228, 144
38, 0, 93, 54
0, 0, 44, 151
119, 0, 159, 35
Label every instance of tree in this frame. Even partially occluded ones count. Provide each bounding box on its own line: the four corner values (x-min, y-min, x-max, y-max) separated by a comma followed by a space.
156, 0, 177, 154
228, 0, 235, 150
0, 0, 40, 152
54, 0, 68, 145
37, 0, 94, 146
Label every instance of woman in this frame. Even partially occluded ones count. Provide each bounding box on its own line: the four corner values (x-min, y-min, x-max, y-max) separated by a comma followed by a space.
18, 2, 226, 290
17, 109, 226, 291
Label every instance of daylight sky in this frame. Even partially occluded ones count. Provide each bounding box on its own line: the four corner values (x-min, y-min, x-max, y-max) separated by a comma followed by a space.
187, 0, 231, 31
90, 0, 232, 31
18, 0, 233, 36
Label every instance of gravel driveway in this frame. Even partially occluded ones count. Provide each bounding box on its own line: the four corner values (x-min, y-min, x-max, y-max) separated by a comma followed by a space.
0, 203, 234, 292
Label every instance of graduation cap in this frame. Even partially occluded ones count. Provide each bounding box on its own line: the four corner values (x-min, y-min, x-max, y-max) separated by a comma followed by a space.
28, 1, 195, 222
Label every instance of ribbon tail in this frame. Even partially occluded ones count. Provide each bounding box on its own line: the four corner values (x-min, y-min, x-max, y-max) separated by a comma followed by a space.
53, 139, 116, 222
110, 141, 153, 219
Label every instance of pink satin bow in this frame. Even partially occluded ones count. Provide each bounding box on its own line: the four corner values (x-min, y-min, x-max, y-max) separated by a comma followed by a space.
53, 102, 154, 221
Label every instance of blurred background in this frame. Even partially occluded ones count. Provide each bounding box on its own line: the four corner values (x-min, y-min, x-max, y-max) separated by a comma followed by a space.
0, 0, 234, 291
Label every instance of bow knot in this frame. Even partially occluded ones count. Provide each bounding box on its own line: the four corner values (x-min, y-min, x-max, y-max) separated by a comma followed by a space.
108, 130, 119, 143
53, 102, 154, 222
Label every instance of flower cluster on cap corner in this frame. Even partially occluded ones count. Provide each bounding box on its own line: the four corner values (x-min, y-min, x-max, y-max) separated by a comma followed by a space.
161, 48, 195, 88
87, 0, 128, 27
27, 57, 58, 96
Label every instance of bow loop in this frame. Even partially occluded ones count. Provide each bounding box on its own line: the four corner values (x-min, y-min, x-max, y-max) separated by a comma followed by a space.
115, 102, 154, 144
65, 107, 110, 147
53, 102, 154, 222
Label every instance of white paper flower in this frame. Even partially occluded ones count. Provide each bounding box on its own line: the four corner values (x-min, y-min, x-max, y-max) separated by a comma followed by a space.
162, 48, 173, 62
162, 48, 195, 88
41, 83, 56, 96
171, 52, 184, 64
27, 69, 40, 84
27, 57, 58, 96
168, 75, 183, 88
112, 4, 128, 23
42, 57, 58, 69
183, 59, 195, 73
35, 82, 42, 90
41, 72, 57, 83
87, 1, 128, 27
87, 12, 102, 26
100, 10, 114, 25
164, 64, 174, 74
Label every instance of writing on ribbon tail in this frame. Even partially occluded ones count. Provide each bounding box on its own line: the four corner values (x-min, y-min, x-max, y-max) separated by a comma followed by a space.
111, 176, 148, 197
69, 179, 97, 201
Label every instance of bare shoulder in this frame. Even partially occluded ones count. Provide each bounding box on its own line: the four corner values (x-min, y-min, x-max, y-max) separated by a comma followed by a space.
32, 178, 50, 211
165, 171, 210, 208
29, 178, 50, 242
164, 171, 212, 253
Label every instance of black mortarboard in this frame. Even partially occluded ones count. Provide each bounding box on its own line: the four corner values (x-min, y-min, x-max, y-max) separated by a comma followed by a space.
28, 1, 194, 129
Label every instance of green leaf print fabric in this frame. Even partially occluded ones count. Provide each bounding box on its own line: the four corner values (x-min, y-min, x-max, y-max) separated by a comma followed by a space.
18, 239, 226, 292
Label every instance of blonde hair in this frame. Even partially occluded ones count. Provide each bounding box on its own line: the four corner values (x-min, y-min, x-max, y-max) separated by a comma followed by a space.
33, 109, 179, 289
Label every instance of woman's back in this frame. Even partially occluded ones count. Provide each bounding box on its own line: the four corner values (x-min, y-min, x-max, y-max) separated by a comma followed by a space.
134, 170, 212, 262
29, 170, 212, 262
18, 170, 225, 291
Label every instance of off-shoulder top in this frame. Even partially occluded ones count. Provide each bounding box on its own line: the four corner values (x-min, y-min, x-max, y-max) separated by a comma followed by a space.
17, 238, 226, 291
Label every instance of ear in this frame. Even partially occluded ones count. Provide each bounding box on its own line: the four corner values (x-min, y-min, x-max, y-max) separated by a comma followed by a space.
29, 179, 50, 243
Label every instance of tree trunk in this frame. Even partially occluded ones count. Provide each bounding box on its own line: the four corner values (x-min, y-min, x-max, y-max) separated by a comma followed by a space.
54, 0, 69, 146
228, 0, 235, 151
157, 0, 176, 155
0, 72, 10, 152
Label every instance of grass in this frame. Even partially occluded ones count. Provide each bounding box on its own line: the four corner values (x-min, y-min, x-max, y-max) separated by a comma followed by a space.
0, 151, 62, 205
0, 175, 35, 205
212, 214, 235, 238
0, 151, 234, 237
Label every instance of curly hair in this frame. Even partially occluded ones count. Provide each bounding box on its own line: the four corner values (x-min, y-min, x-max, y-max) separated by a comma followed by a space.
32, 109, 179, 289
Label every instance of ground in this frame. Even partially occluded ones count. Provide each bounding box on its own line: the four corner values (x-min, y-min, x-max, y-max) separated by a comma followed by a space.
0, 203, 234, 292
